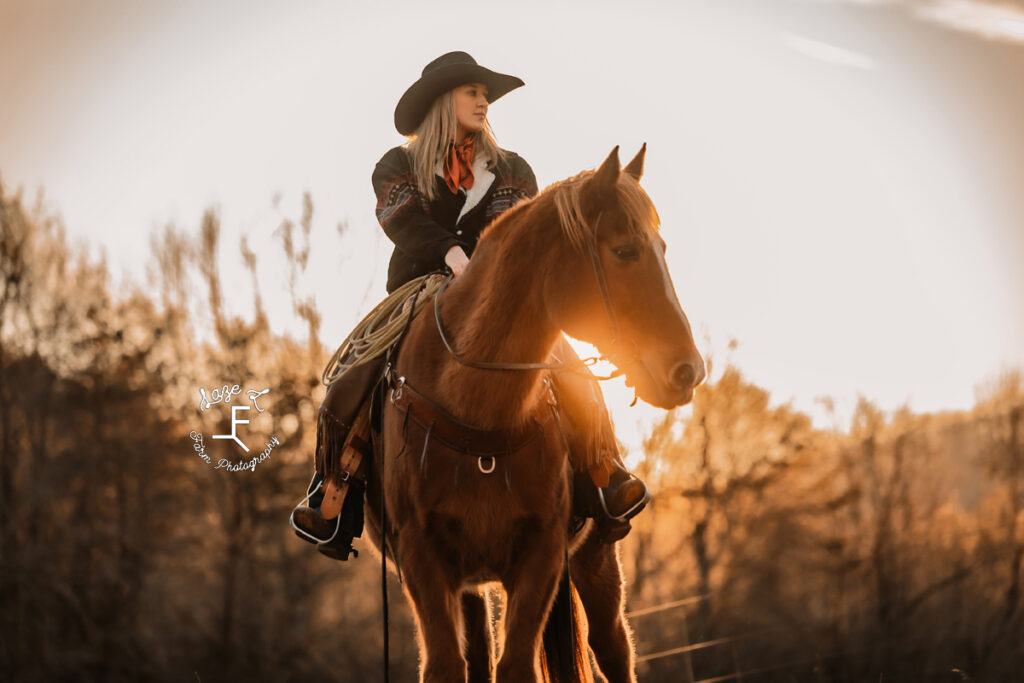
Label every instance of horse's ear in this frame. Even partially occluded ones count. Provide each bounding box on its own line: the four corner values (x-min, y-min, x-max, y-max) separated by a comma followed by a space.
623, 143, 646, 181
592, 145, 621, 192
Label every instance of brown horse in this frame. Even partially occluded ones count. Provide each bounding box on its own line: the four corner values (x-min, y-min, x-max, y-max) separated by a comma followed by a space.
363, 145, 705, 683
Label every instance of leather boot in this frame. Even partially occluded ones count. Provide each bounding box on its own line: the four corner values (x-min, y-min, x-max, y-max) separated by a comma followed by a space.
599, 464, 650, 521
575, 461, 651, 544
290, 467, 366, 561
291, 472, 336, 544
290, 356, 384, 545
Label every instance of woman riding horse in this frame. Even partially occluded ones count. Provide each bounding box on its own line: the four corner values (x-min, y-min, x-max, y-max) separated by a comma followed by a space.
364, 143, 704, 682
291, 51, 650, 548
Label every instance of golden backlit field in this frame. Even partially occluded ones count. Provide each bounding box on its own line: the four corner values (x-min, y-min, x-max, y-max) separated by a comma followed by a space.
2, 181, 1021, 681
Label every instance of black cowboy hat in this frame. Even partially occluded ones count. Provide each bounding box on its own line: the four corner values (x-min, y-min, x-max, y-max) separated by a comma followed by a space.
394, 51, 524, 135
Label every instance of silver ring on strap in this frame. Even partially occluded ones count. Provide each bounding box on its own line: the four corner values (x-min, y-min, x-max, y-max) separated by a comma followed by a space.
390, 375, 406, 404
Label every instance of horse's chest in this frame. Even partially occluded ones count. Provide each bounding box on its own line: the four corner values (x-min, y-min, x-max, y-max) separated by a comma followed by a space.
412, 455, 570, 579
422, 506, 551, 580
381, 389, 571, 579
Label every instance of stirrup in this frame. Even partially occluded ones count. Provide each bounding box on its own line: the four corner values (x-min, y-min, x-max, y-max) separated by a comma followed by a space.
596, 474, 651, 522
289, 478, 343, 545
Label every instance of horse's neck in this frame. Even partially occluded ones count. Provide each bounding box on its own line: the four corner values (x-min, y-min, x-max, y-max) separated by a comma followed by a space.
430, 226, 560, 429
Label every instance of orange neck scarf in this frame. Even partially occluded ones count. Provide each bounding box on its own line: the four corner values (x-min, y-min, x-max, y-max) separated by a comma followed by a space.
443, 136, 476, 194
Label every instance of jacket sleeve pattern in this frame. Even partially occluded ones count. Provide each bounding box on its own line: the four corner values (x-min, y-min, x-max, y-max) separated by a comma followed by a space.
372, 147, 464, 265
484, 155, 539, 223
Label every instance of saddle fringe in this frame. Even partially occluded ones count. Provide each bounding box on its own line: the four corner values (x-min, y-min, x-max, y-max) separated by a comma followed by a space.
315, 409, 351, 483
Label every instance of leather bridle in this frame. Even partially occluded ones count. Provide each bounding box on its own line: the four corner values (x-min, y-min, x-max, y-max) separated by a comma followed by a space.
432, 211, 642, 382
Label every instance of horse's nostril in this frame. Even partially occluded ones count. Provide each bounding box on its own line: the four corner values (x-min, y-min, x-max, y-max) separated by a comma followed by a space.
671, 362, 697, 392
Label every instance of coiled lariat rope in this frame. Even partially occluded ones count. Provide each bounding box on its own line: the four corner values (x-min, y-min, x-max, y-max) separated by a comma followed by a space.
323, 266, 630, 390
321, 273, 445, 386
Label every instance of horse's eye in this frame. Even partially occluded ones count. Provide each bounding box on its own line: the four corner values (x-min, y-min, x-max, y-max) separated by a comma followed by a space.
612, 245, 640, 262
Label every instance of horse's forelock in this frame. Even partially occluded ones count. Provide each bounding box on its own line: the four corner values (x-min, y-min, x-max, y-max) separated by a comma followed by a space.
615, 174, 661, 241
548, 170, 659, 251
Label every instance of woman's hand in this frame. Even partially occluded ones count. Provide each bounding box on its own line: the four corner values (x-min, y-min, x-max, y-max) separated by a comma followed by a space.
445, 245, 470, 277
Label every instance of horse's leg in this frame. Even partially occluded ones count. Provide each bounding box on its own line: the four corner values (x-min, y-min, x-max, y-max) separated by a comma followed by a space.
570, 532, 636, 683
496, 528, 564, 683
462, 588, 494, 683
399, 530, 467, 683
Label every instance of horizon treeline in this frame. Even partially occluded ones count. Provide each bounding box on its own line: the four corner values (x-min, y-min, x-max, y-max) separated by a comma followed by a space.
1, 178, 1021, 682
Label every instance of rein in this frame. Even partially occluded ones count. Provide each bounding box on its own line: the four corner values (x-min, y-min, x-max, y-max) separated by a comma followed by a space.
433, 211, 639, 382
378, 277, 430, 683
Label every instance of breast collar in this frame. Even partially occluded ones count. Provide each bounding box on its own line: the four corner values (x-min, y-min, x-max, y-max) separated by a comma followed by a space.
386, 367, 557, 459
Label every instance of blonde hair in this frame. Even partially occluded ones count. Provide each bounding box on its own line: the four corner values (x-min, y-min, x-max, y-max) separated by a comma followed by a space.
405, 90, 507, 202
551, 171, 660, 251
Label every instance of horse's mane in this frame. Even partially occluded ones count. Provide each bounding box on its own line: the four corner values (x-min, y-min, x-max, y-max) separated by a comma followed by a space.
549, 170, 661, 250
478, 166, 661, 252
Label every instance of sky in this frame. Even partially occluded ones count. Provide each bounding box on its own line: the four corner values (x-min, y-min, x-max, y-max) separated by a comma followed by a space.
2, 0, 1023, 452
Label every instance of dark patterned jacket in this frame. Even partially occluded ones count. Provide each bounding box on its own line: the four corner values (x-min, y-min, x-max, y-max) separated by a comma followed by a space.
372, 145, 538, 293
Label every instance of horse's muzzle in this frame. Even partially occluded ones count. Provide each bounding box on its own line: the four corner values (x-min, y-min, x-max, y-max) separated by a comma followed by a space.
670, 359, 705, 396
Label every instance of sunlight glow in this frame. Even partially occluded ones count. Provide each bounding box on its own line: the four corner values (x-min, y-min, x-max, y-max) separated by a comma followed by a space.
563, 335, 692, 464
